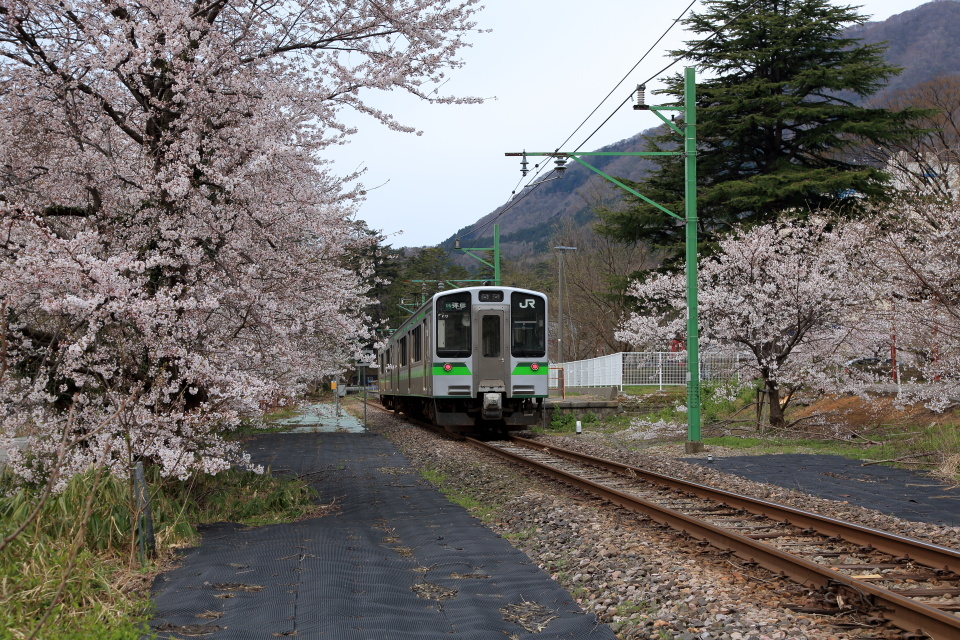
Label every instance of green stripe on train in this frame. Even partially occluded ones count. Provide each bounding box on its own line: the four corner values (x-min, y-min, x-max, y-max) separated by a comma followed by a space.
511, 362, 549, 376
432, 363, 472, 376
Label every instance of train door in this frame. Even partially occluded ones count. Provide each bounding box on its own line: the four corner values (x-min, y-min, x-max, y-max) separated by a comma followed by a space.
476, 310, 506, 391
399, 336, 409, 394
389, 344, 397, 394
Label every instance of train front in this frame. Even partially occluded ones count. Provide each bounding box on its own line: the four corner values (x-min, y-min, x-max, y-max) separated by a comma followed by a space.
432, 287, 548, 431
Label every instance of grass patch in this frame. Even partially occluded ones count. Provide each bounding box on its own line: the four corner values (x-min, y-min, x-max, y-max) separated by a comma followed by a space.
419, 468, 446, 485
634, 404, 683, 423
232, 405, 303, 437
622, 385, 683, 396
549, 408, 577, 433
703, 419, 960, 479
168, 467, 322, 529
701, 435, 892, 459
701, 382, 762, 425
0, 463, 320, 639
233, 420, 294, 438
502, 525, 538, 543
534, 408, 609, 435
263, 405, 300, 422
418, 466, 499, 521
591, 414, 634, 433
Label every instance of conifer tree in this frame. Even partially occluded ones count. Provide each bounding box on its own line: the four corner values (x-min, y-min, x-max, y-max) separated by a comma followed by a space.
599, 0, 928, 267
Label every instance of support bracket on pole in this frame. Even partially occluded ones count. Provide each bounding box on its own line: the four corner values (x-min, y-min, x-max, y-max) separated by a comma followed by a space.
504, 67, 702, 450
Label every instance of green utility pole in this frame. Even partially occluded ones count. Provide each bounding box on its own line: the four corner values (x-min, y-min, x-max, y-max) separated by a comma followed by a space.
455, 224, 500, 285
399, 225, 502, 315
506, 67, 702, 452
682, 67, 701, 450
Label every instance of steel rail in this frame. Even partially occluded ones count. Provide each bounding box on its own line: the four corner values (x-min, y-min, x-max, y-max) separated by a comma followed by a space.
465, 436, 960, 640
509, 436, 960, 576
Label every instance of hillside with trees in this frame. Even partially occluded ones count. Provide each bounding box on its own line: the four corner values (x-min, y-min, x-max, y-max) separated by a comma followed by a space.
439, 131, 659, 259
850, 0, 960, 99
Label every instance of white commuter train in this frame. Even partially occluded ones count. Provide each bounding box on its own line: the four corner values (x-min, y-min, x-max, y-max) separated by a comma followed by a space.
378, 286, 548, 434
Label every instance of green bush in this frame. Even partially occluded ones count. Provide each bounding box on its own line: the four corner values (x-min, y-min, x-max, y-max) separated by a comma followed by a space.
701, 380, 761, 424
549, 408, 576, 432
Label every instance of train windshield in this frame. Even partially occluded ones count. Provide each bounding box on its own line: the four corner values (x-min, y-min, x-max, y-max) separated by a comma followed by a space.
436, 292, 472, 357
511, 293, 546, 358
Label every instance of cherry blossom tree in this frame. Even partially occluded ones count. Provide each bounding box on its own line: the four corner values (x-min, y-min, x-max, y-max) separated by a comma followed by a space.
853, 202, 960, 410
869, 75, 960, 206
0, 0, 482, 485
617, 222, 870, 428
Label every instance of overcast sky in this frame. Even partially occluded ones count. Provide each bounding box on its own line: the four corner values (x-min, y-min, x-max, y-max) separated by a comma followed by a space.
331, 0, 935, 248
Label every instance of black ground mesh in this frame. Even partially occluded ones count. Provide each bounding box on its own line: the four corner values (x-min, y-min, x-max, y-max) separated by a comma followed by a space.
151, 432, 615, 639
685, 453, 960, 526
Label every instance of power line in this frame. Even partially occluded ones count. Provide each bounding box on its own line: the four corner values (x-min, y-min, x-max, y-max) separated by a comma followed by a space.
637, 0, 764, 87
572, 0, 766, 155
563, 0, 698, 154
460, 3, 698, 243
462, 0, 766, 244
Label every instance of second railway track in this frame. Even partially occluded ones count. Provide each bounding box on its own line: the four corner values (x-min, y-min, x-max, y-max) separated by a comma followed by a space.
467, 435, 960, 640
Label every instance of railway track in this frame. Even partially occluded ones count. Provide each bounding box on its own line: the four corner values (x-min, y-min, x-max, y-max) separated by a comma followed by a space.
467, 435, 960, 640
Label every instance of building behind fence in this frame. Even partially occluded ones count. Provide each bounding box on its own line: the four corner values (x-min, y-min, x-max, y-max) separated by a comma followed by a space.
550, 351, 748, 391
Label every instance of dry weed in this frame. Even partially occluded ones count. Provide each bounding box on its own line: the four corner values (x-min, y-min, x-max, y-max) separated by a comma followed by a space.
933, 452, 960, 484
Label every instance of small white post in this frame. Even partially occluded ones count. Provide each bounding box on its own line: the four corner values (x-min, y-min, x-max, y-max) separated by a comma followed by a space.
576, 420, 582, 435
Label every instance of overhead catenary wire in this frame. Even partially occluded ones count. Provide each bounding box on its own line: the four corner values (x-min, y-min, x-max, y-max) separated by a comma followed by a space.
572, 0, 766, 155
636, 0, 765, 88
460, 2, 699, 244
562, 0, 699, 155
459, 0, 765, 245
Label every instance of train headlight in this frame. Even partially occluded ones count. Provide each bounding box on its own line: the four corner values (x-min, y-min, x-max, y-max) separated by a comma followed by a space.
530, 363, 539, 371
443, 363, 453, 372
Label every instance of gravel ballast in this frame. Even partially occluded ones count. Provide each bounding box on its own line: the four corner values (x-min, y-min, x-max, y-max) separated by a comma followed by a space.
358, 403, 960, 640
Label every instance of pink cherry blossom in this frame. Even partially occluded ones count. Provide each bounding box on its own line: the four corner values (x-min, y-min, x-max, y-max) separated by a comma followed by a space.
851, 201, 960, 410
1, 0, 482, 484
617, 221, 871, 427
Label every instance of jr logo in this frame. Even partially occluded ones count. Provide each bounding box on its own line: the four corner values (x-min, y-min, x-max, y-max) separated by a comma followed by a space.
519, 298, 536, 309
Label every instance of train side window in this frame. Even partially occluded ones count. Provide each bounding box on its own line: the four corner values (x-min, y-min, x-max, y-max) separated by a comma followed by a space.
412, 325, 423, 362
399, 336, 407, 365
511, 293, 546, 358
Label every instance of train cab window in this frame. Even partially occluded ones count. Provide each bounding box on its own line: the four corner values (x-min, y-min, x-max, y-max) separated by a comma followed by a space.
481, 315, 501, 358
511, 293, 546, 358
436, 292, 471, 357
411, 325, 423, 362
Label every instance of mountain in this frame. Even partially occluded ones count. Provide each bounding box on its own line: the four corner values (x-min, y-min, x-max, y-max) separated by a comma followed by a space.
439, 131, 658, 259
851, 0, 960, 100
441, 0, 960, 261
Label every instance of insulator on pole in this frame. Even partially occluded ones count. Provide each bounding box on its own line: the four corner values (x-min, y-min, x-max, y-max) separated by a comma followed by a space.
633, 84, 648, 110
554, 157, 567, 174
520, 151, 529, 176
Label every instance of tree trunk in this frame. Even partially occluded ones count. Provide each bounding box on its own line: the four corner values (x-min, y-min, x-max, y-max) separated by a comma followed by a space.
766, 380, 785, 428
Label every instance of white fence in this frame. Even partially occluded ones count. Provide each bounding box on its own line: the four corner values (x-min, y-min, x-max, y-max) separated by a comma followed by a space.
549, 351, 748, 391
